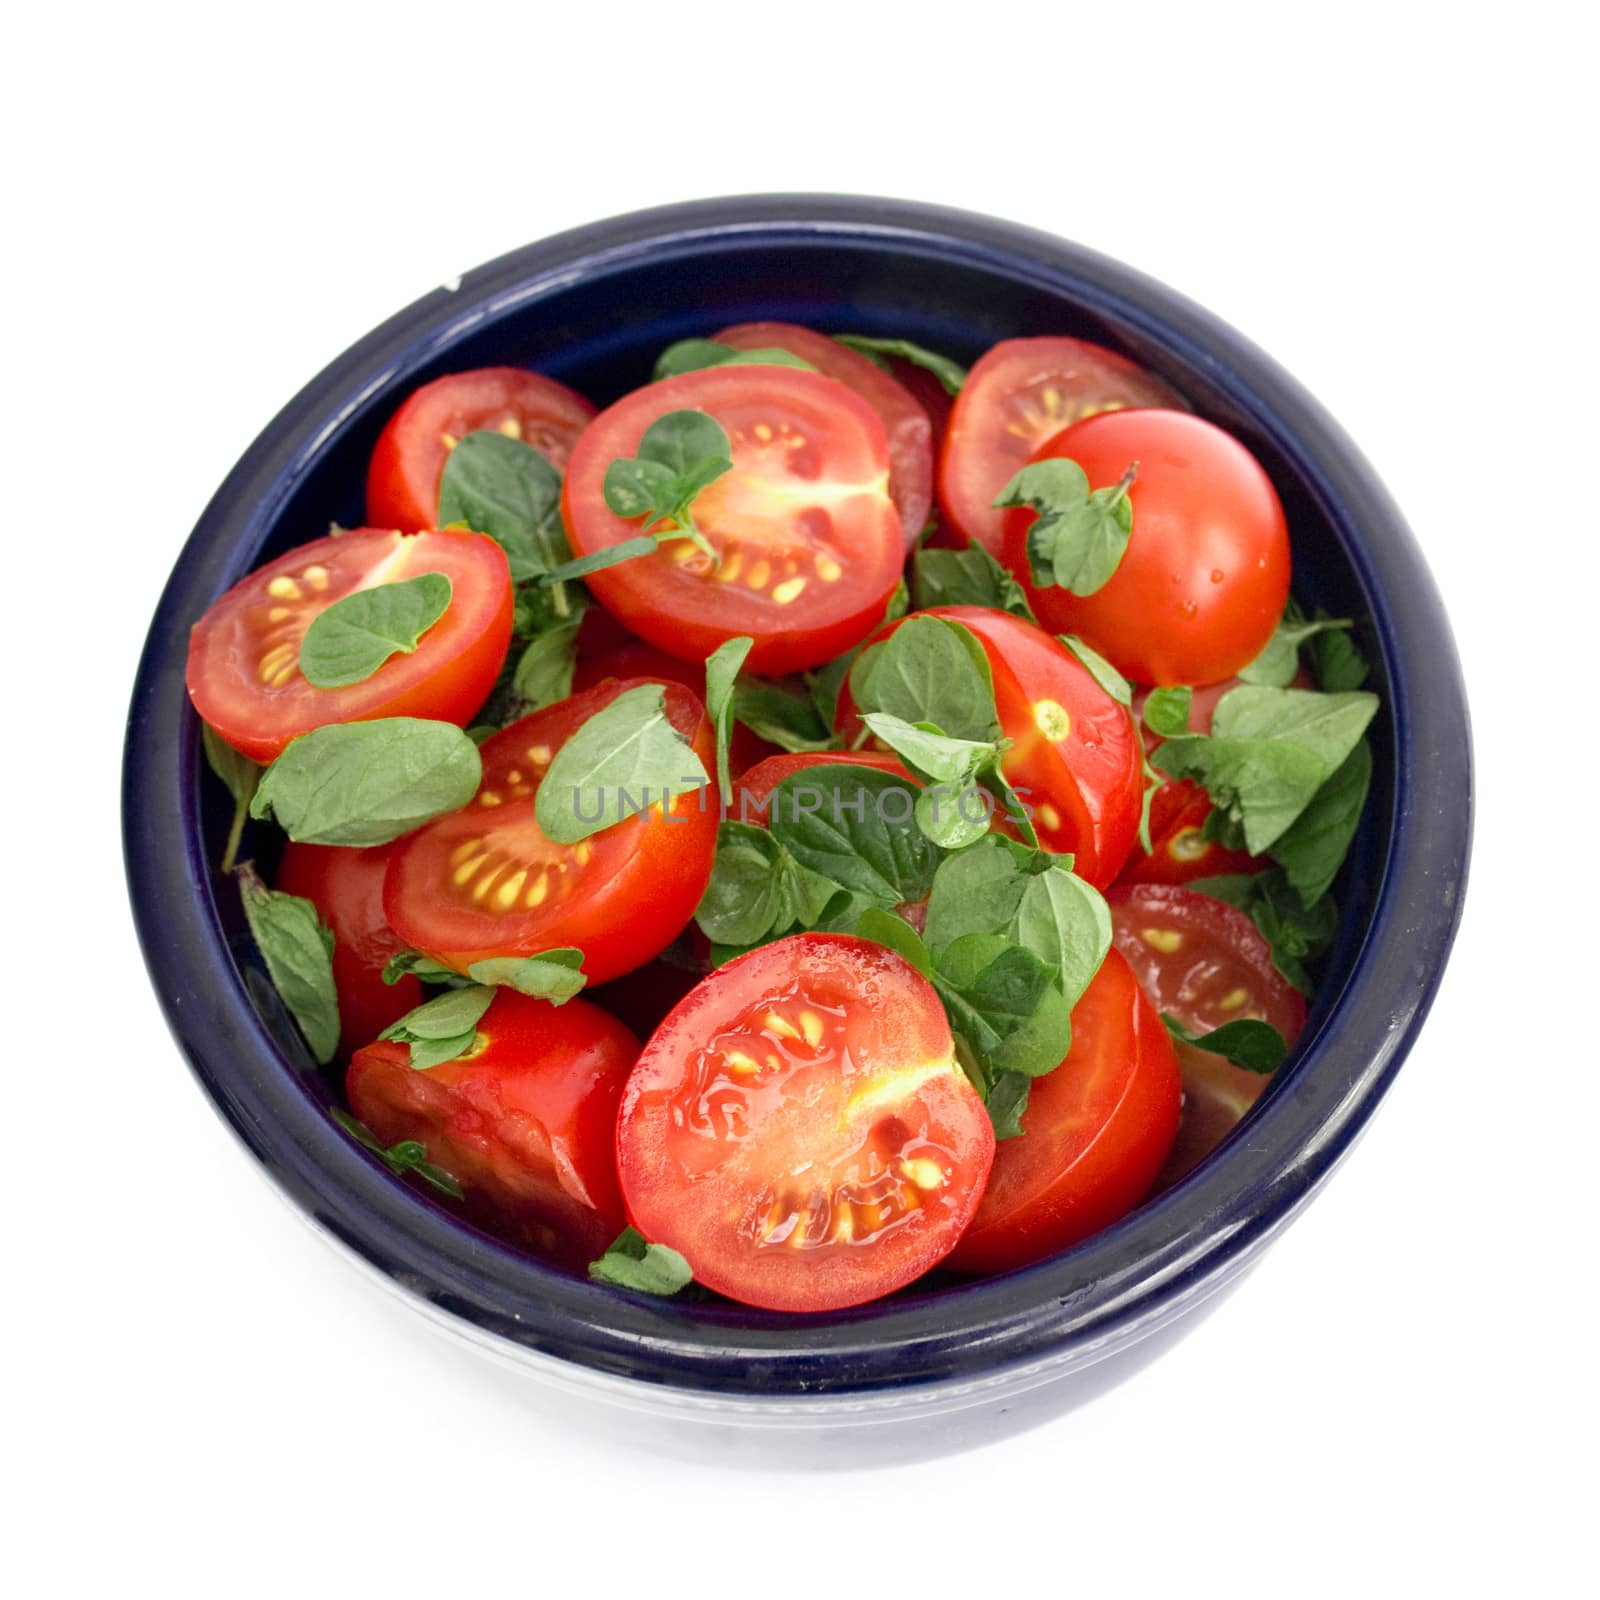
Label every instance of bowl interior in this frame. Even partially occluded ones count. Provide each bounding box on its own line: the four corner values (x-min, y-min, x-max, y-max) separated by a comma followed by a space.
135, 200, 1451, 1399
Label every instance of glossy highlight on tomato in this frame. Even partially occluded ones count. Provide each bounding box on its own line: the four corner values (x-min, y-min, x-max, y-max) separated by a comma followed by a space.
347, 988, 638, 1266
617, 934, 994, 1311
366, 366, 596, 532
562, 366, 904, 675
384, 678, 717, 983
948, 950, 1180, 1275
187, 527, 513, 762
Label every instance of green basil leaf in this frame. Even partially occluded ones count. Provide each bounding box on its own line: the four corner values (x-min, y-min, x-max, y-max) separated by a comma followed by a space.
985, 1070, 1033, 1139
806, 652, 855, 731
381, 949, 471, 988
536, 683, 709, 845
859, 713, 995, 786
1162, 1014, 1287, 1074
466, 949, 586, 1004
297, 573, 453, 689
705, 636, 754, 806
636, 408, 732, 480
510, 614, 583, 713
696, 823, 788, 946
437, 431, 570, 585
540, 535, 661, 586
769, 765, 937, 907
848, 614, 1000, 743
997, 458, 1136, 595
1143, 685, 1193, 739
912, 544, 1035, 618
1057, 634, 1132, 707
934, 933, 1072, 1078
1268, 738, 1373, 905
732, 683, 838, 753
853, 906, 934, 976
884, 577, 910, 623
914, 784, 994, 850
250, 718, 482, 847
588, 1226, 694, 1295
1010, 866, 1111, 1011
331, 1109, 464, 1199
832, 335, 967, 395
202, 722, 260, 874
604, 457, 680, 520
653, 340, 815, 381
1188, 869, 1337, 995
236, 864, 339, 1064
923, 836, 1035, 952
1310, 614, 1370, 693
1238, 613, 1357, 688
379, 984, 495, 1070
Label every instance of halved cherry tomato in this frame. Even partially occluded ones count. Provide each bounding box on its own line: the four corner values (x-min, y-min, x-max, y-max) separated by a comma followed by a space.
383, 679, 717, 984
561, 367, 903, 676
617, 933, 994, 1311
938, 336, 1184, 554
347, 988, 638, 1266
732, 750, 914, 824
1003, 409, 1291, 686
275, 841, 421, 1057
948, 950, 1180, 1275
880, 356, 955, 455
187, 528, 513, 762
366, 366, 596, 533
1108, 883, 1305, 1186
835, 606, 1144, 886
713, 322, 934, 548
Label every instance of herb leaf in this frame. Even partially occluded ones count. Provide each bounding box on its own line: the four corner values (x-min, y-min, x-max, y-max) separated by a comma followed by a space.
912, 544, 1035, 619
250, 719, 482, 847
535, 683, 708, 844
1057, 634, 1132, 707
298, 573, 453, 689
437, 430, 572, 590
694, 822, 839, 947
1162, 1015, 1287, 1074
849, 614, 1000, 743
1310, 613, 1370, 692
653, 339, 814, 380
1188, 869, 1339, 995
236, 863, 339, 1064
202, 722, 261, 874
1268, 738, 1373, 905
996, 458, 1136, 596
1142, 685, 1193, 739
732, 682, 839, 753
589, 1227, 694, 1295
832, 335, 967, 395
382, 949, 471, 988
467, 950, 587, 1004
331, 1109, 464, 1199
379, 985, 495, 1070
509, 614, 583, 713
933, 934, 1073, 1081
854, 907, 934, 976
1238, 611, 1356, 689
704, 636, 754, 807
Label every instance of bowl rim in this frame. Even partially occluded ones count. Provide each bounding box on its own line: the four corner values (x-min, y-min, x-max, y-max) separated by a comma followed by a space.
123, 193, 1472, 1402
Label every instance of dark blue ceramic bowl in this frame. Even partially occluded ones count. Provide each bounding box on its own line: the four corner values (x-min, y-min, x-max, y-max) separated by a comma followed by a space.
124, 196, 1470, 1436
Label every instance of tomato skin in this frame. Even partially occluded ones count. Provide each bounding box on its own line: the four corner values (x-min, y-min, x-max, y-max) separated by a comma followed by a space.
187, 528, 514, 762
1003, 410, 1291, 687
948, 951, 1180, 1275
365, 366, 596, 533
713, 322, 934, 548
275, 841, 421, 1057
561, 366, 904, 676
617, 933, 994, 1312
347, 989, 638, 1266
383, 679, 718, 984
836, 606, 1144, 886
938, 336, 1184, 554
733, 750, 913, 823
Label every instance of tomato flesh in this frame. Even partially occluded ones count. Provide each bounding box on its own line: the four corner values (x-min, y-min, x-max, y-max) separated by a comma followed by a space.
562, 366, 903, 675
383, 679, 717, 983
366, 366, 596, 533
275, 841, 421, 1056
948, 950, 1180, 1274
617, 934, 994, 1311
714, 322, 934, 548
1003, 409, 1291, 687
347, 989, 638, 1266
187, 527, 513, 762
939, 336, 1184, 554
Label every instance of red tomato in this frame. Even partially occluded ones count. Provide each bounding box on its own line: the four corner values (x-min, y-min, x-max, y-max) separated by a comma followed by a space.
947, 950, 1180, 1275
617, 933, 994, 1311
881, 356, 954, 454
836, 606, 1144, 886
561, 367, 903, 675
347, 988, 638, 1266
938, 337, 1184, 553
1108, 884, 1305, 1186
383, 679, 718, 984
187, 528, 513, 763
732, 750, 914, 824
713, 322, 934, 548
366, 366, 596, 533
1003, 410, 1291, 686
275, 841, 421, 1057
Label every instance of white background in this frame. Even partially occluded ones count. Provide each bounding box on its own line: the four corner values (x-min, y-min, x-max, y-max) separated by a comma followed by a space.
7, 3, 1594, 1594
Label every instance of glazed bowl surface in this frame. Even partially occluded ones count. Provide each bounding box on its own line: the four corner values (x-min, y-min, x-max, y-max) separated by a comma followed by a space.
123, 195, 1471, 1422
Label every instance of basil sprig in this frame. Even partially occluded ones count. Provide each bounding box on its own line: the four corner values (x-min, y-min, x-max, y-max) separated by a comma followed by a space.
653, 339, 814, 380
332, 1109, 464, 1200
298, 573, 452, 689
437, 430, 575, 600
379, 985, 496, 1070
250, 718, 482, 846
236, 863, 339, 1065
380, 947, 587, 1003
694, 822, 840, 947
832, 335, 967, 395
589, 1227, 694, 1295
535, 683, 709, 845
1162, 1015, 1287, 1074
201, 723, 260, 874
704, 636, 753, 807
996, 458, 1138, 596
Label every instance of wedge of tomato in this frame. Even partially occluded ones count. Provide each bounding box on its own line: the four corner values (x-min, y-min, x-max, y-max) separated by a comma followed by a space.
939, 336, 1184, 553
366, 366, 596, 532
948, 950, 1180, 1275
347, 988, 638, 1266
836, 606, 1144, 886
617, 933, 994, 1311
275, 841, 421, 1057
1108, 883, 1306, 1187
713, 322, 934, 548
561, 366, 903, 675
383, 678, 717, 984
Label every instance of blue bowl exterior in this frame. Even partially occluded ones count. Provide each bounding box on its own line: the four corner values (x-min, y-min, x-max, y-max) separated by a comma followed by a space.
123, 196, 1471, 1401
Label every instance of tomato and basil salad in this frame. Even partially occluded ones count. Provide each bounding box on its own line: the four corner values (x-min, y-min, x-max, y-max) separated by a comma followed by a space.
188, 323, 1379, 1313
